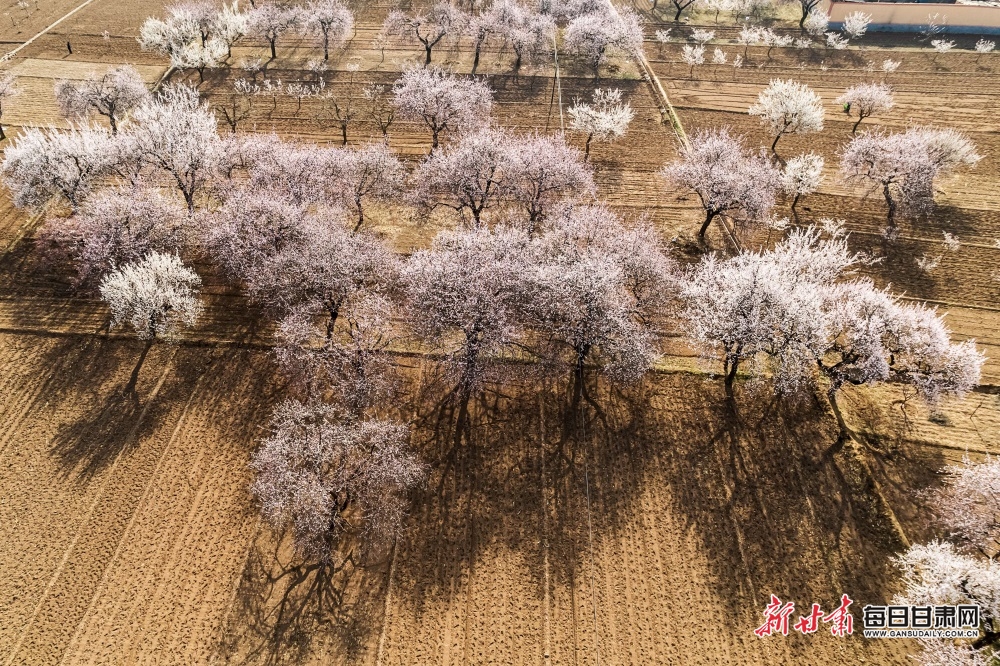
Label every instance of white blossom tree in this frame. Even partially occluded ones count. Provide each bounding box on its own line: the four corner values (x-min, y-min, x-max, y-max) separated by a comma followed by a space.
681, 44, 705, 78
249, 2, 302, 60
748, 78, 825, 159
138, 8, 201, 62
836, 82, 893, 134
391, 66, 492, 151
172, 37, 228, 82
1, 124, 110, 211
659, 128, 780, 239
303, 0, 353, 60
841, 11, 871, 40
781, 152, 823, 211
212, 1, 248, 59
840, 127, 980, 227
0, 72, 18, 141
382, 2, 467, 66
55, 66, 151, 134
100, 251, 202, 395
803, 11, 828, 37
564, 7, 643, 81
128, 83, 222, 212
250, 400, 425, 562
568, 88, 633, 160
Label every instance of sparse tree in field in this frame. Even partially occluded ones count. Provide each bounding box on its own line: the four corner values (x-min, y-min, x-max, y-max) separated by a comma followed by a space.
929, 456, 1000, 558
412, 128, 511, 227
1, 125, 110, 211
212, 1, 249, 59
932, 39, 956, 57
303, 0, 353, 60
402, 225, 534, 417
802, 11, 828, 37
841, 11, 871, 40
215, 78, 260, 132
690, 28, 715, 46
382, 2, 468, 66
732, 0, 774, 23
330, 143, 405, 232
139, 10, 200, 61
505, 133, 595, 234
468, 2, 506, 75
760, 28, 793, 61
781, 152, 823, 211
55, 66, 150, 134
173, 37, 228, 82
39, 185, 186, 285
660, 128, 780, 239
0, 72, 18, 141
840, 127, 980, 227
749, 79, 824, 159
825, 31, 849, 50
128, 84, 221, 212
363, 84, 394, 143
249, 2, 302, 60
703, 0, 731, 23
670, 0, 698, 22
836, 82, 893, 134
318, 83, 358, 145
882, 58, 900, 79
712, 48, 728, 65
564, 7, 643, 80
250, 400, 425, 562
654, 29, 672, 54
503, 5, 555, 74
975, 39, 995, 64
100, 251, 202, 396
682, 44, 705, 78
737, 25, 763, 60
529, 205, 675, 393
796, 0, 822, 31
391, 66, 493, 151
169, 1, 217, 46
568, 88, 633, 160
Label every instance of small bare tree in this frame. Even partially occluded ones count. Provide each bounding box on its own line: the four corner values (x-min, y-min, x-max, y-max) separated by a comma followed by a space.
836, 82, 894, 134
100, 252, 202, 396
568, 88, 633, 160
748, 78, 824, 159
363, 84, 394, 143
329, 144, 405, 232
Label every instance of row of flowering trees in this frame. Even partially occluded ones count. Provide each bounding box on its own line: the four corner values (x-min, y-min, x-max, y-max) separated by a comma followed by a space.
2, 76, 985, 573
138, 0, 644, 80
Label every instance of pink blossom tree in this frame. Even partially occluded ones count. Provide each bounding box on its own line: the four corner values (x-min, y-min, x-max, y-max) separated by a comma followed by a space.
840, 127, 980, 227
748, 79, 825, 159
55, 65, 150, 134
929, 456, 1000, 559
836, 82, 894, 134
1, 125, 110, 211
330, 143, 405, 232
391, 66, 492, 151
100, 251, 202, 396
382, 2, 467, 66
411, 128, 511, 227
302, 0, 353, 60
250, 400, 425, 562
402, 225, 534, 424
530, 205, 675, 396
505, 133, 595, 234
38, 185, 186, 285
659, 128, 780, 239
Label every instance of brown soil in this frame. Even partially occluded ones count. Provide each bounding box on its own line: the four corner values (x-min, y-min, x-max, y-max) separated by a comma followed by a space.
1, 1, 999, 664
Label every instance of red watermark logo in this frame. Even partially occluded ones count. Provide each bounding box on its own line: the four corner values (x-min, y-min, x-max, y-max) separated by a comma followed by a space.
755, 594, 854, 638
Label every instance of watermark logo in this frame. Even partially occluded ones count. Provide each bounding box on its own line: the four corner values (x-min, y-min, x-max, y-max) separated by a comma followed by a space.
754, 594, 854, 638
861, 604, 980, 638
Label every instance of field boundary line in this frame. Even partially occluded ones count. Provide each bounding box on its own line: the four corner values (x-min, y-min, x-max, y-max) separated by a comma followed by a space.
1, 0, 98, 61
57, 361, 210, 665
4, 348, 178, 666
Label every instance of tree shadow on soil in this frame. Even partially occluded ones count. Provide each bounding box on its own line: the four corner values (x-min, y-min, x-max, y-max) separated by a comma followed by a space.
217, 532, 388, 666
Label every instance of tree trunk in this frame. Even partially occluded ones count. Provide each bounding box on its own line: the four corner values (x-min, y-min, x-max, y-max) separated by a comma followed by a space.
425, 45, 433, 66
431, 128, 440, 152
883, 182, 897, 227
323, 35, 330, 60
852, 116, 864, 134
723, 358, 738, 400
270, 39, 277, 60
184, 189, 195, 214
326, 303, 341, 340
674, 1, 683, 21
584, 133, 593, 160
472, 42, 482, 74
341, 124, 348, 146
0, 123, 6, 141
770, 132, 782, 157
698, 209, 716, 238
799, 9, 807, 29
108, 113, 118, 134
124, 337, 155, 397
790, 193, 801, 211
353, 205, 364, 232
